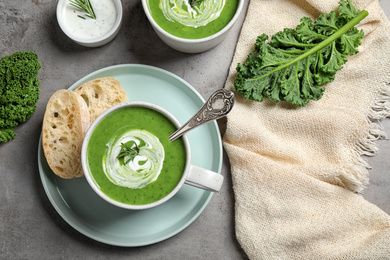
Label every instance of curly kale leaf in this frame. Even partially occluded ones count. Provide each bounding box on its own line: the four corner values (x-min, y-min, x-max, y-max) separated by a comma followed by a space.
0, 129, 16, 143
0, 51, 41, 142
234, 0, 368, 107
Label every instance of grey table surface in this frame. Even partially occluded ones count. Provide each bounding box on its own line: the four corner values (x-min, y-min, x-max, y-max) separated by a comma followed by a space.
1, 1, 389, 259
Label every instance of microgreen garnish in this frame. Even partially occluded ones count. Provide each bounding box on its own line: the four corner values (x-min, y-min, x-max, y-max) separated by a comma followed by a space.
117, 142, 140, 165
69, 0, 96, 20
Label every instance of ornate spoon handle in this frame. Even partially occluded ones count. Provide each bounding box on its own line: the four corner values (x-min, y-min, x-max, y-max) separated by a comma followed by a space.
169, 88, 234, 142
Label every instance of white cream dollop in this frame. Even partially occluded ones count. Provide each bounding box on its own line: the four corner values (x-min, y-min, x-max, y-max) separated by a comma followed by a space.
103, 129, 165, 189
159, 0, 226, 28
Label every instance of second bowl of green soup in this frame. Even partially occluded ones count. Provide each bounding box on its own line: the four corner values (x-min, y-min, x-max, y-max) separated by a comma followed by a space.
81, 101, 224, 210
142, 0, 244, 53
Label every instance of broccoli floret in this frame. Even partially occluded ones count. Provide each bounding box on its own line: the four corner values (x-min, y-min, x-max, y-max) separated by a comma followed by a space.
0, 51, 41, 143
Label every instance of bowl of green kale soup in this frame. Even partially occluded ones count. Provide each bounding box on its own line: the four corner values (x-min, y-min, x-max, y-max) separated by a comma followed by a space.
142, 0, 244, 53
81, 101, 190, 210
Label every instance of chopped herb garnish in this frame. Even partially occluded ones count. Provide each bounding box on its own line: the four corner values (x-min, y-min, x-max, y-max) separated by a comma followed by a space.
117, 142, 140, 165
189, 0, 202, 7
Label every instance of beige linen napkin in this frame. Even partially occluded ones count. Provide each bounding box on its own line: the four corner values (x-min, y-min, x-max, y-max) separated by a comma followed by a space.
223, 0, 390, 258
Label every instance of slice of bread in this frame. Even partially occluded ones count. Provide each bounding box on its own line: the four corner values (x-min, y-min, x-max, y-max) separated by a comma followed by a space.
42, 89, 90, 179
74, 77, 127, 123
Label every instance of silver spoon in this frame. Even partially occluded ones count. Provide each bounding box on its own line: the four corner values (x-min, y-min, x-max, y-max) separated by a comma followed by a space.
169, 88, 235, 142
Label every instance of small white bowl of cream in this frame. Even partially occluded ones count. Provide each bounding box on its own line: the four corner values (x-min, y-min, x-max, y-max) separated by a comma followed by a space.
57, 0, 123, 47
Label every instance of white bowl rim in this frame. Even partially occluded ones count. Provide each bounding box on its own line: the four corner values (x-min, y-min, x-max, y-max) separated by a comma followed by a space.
141, 0, 245, 43
81, 101, 192, 210
56, 0, 123, 44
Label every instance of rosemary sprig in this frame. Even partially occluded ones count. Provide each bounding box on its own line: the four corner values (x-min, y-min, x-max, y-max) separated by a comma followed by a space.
117, 142, 140, 165
69, 0, 96, 20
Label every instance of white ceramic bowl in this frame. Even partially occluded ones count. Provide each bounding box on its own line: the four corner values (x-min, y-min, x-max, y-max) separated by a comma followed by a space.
56, 0, 123, 47
141, 0, 244, 53
81, 101, 191, 210
81, 101, 223, 210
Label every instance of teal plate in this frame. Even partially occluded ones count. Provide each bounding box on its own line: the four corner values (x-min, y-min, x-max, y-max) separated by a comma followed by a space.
37, 64, 223, 247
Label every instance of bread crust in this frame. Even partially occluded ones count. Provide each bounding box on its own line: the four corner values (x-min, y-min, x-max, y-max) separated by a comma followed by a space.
74, 77, 127, 123
42, 89, 90, 179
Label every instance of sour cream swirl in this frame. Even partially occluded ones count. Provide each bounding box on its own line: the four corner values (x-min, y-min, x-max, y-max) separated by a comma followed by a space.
160, 0, 226, 28
103, 129, 165, 189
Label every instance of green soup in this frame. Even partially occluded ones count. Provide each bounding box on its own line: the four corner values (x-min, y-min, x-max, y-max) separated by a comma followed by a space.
147, 0, 239, 39
87, 106, 186, 205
